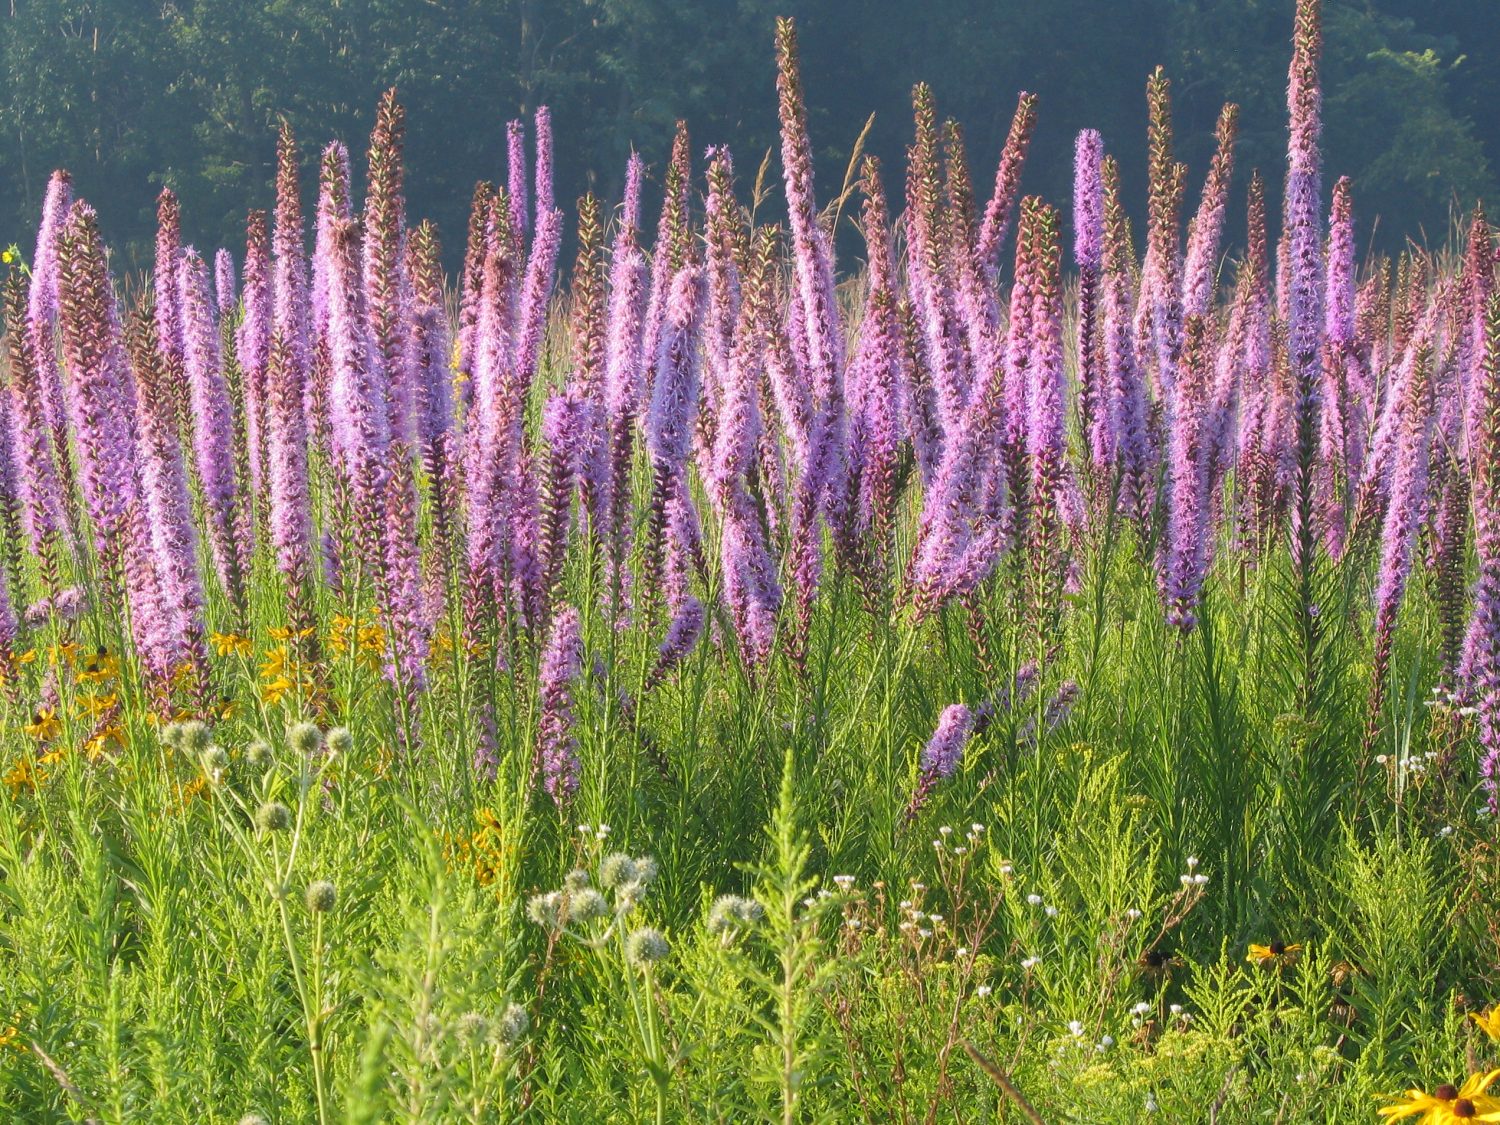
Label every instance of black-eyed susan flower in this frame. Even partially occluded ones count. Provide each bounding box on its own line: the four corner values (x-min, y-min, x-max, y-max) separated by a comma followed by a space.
1378, 1070, 1500, 1122
1137, 947, 1185, 979
1246, 941, 1302, 969
24, 708, 60, 741
77, 644, 118, 683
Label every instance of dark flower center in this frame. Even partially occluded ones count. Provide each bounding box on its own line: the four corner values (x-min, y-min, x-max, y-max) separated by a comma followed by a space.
1435, 1085, 1459, 1101
1269, 942, 1286, 956
1454, 1098, 1476, 1118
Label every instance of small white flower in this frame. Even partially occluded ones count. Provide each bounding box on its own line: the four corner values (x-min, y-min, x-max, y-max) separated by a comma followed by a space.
1100, 1034, 1114, 1048
1375, 754, 1388, 765
899, 900, 913, 910
1067, 1020, 1084, 1037
1126, 908, 1142, 921
1000, 863, 1014, 876
1044, 905, 1058, 918
954, 846, 968, 855
976, 984, 992, 997
1021, 956, 1040, 970
1179, 874, 1192, 886
1145, 1093, 1159, 1113
1191, 873, 1209, 886
833, 874, 855, 889
578, 823, 592, 834
928, 914, 944, 924
1131, 1001, 1151, 1016
1439, 825, 1455, 838
1027, 894, 1043, 907
955, 947, 969, 958
1169, 1003, 1183, 1016
1185, 856, 1198, 870
939, 825, 954, 836
918, 928, 932, 939
971, 823, 985, 834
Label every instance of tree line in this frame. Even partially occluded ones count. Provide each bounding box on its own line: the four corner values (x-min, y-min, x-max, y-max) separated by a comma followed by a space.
0, 0, 1492, 272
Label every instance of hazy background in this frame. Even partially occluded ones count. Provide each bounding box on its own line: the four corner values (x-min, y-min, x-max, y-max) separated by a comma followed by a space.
2, 0, 1494, 272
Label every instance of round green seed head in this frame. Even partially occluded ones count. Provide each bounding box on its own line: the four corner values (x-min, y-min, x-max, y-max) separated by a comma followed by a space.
289, 722, 323, 757
325, 727, 354, 756
567, 887, 608, 924
256, 801, 292, 832
598, 852, 636, 889
455, 1011, 489, 1046
305, 880, 337, 913
179, 719, 210, 753
498, 1002, 529, 1045
626, 926, 669, 968
245, 739, 274, 771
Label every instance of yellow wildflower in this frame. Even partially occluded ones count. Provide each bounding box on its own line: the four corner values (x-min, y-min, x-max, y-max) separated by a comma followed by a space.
85, 726, 123, 761
77, 645, 119, 684
211, 632, 253, 659
1474, 1009, 1500, 1043
1246, 941, 1302, 969
46, 641, 79, 665
261, 675, 296, 706
24, 708, 60, 741
3, 757, 43, 797
38, 744, 68, 767
77, 691, 119, 719
1379, 1071, 1500, 1122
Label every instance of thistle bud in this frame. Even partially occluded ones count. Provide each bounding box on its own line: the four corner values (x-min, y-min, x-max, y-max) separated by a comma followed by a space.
455, 1011, 489, 1046
202, 745, 230, 778
708, 894, 764, 937
527, 891, 563, 929
498, 1002, 529, 1045
598, 853, 636, 889
256, 801, 292, 832
246, 739, 274, 771
626, 926, 669, 968
289, 722, 323, 757
179, 719, 211, 753
305, 879, 337, 913
567, 887, 608, 924
326, 727, 353, 757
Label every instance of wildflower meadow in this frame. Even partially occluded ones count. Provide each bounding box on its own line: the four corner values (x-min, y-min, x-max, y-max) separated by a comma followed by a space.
3, 0, 1500, 1120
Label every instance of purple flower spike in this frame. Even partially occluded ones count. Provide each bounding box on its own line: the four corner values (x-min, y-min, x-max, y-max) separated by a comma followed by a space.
537, 604, 584, 804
